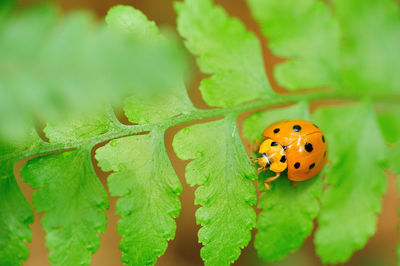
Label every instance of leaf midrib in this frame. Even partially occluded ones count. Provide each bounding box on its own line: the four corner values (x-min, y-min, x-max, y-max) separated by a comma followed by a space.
7, 90, 400, 164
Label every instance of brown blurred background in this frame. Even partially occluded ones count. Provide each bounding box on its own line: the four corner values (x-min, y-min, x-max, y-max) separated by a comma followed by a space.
15, 0, 399, 265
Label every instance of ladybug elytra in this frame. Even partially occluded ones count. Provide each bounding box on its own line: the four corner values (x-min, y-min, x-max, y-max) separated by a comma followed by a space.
255, 120, 327, 189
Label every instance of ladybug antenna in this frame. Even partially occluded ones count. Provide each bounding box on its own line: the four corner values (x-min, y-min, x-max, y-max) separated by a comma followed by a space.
261, 153, 271, 166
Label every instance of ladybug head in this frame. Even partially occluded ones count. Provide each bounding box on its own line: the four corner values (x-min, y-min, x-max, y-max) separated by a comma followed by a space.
257, 139, 288, 174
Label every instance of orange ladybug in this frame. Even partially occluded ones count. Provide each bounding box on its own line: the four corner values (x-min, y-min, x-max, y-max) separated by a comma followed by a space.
256, 120, 327, 189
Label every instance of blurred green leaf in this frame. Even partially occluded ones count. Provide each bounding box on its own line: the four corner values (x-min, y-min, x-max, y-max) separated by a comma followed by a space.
96, 131, 182, 265
333, 0, 400, 93
248, 0, 400, 93
175, 0, 273, 107
173, 116, 257, 265
0, 0, 14, 10
0, 121, 42, 159
106, 5, 195, 125
106, 5, 159, 40
21, 148, 109, 266
44, 108, 119, 143
104, 5, 190, 94
313, 103, 387, 264
377, 104, 400, 179
123, 82, 194, 124
0, 4, 188, 143
377, 105, 400, 145
247, 0, 340, 91
0, 0, 15, 20
389, 144, 400, 176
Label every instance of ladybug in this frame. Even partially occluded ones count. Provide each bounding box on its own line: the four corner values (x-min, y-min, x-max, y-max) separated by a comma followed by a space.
255, 120, 327, 189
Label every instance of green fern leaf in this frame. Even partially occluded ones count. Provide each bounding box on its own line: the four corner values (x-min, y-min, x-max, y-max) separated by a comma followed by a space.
123, 82, 194, 124
96, 131, 182, 265
377, 106, 400, 145
377, 105, 400, 175
246, 0, 340, 90
0, 171, 33, 266
332, 0, 400, 93
248, 0, 400, 94
257, 177, 323, 261
175, 0, 273, 107
389, 144, 400, 176
21, 148, 109, 266
16, 112, 116, 266
106, 5, 159, 40
173, 116, 257, 265
94, 6, 191, 265
0, 126, 41, 266
44, 109, 118, 144
313, 103, 387, 264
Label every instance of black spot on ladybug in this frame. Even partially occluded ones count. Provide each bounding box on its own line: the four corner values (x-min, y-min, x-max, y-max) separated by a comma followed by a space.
305, 143, 313, 152
313, 123, 319, 129
282, 145, 287, 150
309, 163, 315, 170
273, 128, 280, 133
322, 135, 325, 143
271, 141, 278, 146
294, 162, 301, 169
293, 125, 301, 132
280, 155, 286, 163
323, 151, 327, 157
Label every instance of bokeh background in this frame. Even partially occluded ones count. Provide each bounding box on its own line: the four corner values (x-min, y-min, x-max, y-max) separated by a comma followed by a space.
14, 0, 399, 265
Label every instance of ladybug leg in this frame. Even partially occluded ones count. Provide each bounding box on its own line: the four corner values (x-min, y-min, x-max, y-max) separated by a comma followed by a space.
257, 167, 265, 174
264, 172, 280, 190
